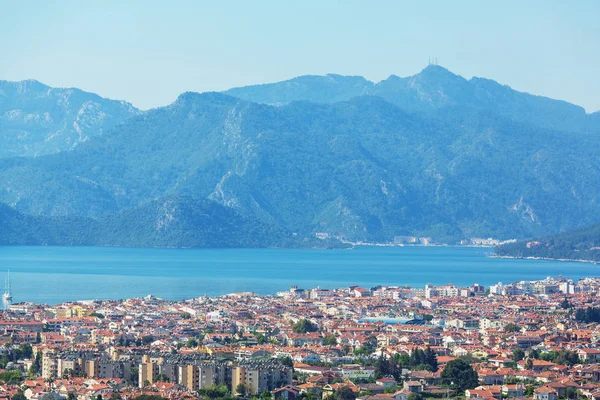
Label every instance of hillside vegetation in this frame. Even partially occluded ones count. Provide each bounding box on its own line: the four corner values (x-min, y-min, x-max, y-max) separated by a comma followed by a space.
495, 223, 600, 261
2, 66, 600, 247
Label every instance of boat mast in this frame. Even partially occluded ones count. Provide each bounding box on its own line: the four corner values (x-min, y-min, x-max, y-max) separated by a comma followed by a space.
3, 270, 12, 310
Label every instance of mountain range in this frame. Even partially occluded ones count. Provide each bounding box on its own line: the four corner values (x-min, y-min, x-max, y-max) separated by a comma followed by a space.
1, 65, 599, 247
225, 67, 600, 135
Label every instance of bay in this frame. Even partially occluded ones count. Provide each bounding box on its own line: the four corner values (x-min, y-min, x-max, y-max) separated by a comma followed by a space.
0, 246, 597, 305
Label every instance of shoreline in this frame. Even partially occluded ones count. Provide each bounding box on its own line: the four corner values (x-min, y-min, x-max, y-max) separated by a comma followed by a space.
489, 254, 600, 264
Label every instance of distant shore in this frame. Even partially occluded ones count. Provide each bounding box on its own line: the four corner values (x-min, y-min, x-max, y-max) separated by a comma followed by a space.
339, 240, 497, 249
489, 254, 600, 264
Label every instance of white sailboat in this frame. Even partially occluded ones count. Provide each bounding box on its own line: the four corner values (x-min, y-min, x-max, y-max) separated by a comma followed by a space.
2, 270, 12, 309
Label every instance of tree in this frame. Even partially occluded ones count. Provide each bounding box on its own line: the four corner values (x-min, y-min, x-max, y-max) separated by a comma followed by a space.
236, 383, 248, 397
538, 350, 580, 366
414, 363, 432, 372
12, 394, 27, 400
384, 386, 400, 394
353, 335, 378, 355
141, 335, 154, 345
299, 393, 318, 400
323, 335, 337, 346
278, 356, 294, 368
529, 348, 540, 359
565, 387, 578, 399
0, 370, 23, 384
259, 390, 272, 400
395, 353, 410, 367
109, 393, 122, 400
255, 332, 267, 345
374, 352, 391, 379
410, 349, 425, 367
512, 348, 525, 362
524, 386, 535, 397
407, 394, 423, 400
19, 344, 33, 359
424, 346, 439, 372
186, 338, 198, 348
129, 367, 139, 385
181, 312, 192, 319
525, 358, 533, 370
440, 359, 479, 392
198, 384, 231, 399
576, 307, 600, 323
554, 351, 580, 366
333, 387, 356, 400
504, 323, 519, 333
292, 319, 318, 334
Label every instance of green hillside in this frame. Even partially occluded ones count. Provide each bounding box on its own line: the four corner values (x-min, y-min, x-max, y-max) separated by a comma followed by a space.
0, 197, 293, 248
495, 223, 600, 261
2, 66, 600, 247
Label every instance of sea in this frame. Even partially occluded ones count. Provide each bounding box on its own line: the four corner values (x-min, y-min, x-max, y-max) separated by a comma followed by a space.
0, 246, 597, 305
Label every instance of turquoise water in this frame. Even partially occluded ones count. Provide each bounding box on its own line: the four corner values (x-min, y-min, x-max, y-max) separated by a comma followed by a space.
0, 246, 597, 304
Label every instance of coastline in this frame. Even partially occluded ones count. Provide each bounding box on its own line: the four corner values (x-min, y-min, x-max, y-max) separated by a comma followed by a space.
488, 254, 600, 264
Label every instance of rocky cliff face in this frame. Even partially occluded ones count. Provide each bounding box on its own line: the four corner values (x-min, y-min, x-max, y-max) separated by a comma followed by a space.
0, 79, 139, 158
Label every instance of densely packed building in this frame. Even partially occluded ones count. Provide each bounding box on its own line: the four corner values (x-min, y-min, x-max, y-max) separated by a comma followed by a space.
2, 276, 600, 400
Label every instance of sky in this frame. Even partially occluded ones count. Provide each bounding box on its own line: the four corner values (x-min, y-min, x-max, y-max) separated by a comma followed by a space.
1, 0, 599, 111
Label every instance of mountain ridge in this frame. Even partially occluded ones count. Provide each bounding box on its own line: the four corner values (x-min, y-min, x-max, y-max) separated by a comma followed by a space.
2, 66, 600, 248
224, 65, 597, 134
0, 196, 294, 248
0, 79, 140, 158
2, 87, 599, 244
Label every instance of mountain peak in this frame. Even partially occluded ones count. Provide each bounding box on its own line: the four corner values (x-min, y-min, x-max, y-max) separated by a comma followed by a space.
416, 64, 465, 82
380, 74, 404, 83
220, 67, 596, 133
0, 79, 50, 93
0, 79, 140, 158
420, 64, 451, 73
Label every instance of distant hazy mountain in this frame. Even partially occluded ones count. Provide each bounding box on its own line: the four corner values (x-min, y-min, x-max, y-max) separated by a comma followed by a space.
225, 65, 599, 134
225, 74, 373, 105
496, 222, 600, 262
0, 79, 139, 158
2, 77, 599, 245
0, 196, 290, 248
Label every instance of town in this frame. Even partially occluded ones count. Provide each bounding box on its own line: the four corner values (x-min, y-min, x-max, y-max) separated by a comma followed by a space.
1, 276, 600, 400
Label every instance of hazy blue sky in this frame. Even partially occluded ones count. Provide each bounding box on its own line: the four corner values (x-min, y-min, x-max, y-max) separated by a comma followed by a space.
1, 1, 599, 111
